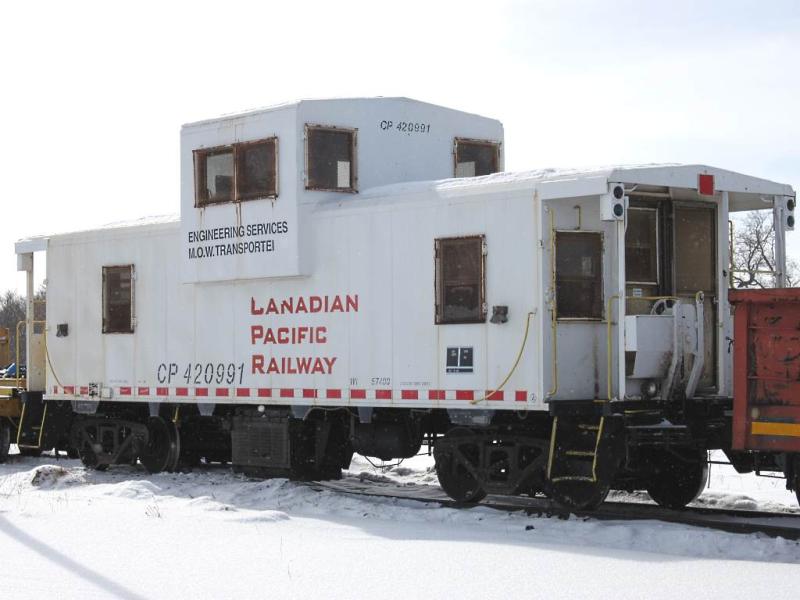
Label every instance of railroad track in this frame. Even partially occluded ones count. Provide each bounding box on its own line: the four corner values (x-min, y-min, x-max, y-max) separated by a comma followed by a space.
310, 476, 800, 541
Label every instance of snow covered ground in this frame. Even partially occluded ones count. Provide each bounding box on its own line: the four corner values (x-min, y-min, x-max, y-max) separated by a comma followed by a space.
0, 448, 798, 600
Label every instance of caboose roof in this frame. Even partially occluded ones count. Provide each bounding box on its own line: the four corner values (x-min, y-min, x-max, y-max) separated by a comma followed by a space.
15, 164, 793, 254
181, 96, 500, 129
357, 163, 794, 211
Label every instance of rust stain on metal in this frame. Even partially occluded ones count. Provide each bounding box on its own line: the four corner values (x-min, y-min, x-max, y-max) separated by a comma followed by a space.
730, 288, 800, 452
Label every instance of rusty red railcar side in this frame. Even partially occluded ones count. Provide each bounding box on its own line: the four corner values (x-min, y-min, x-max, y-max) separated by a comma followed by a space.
729, 288, 800, 452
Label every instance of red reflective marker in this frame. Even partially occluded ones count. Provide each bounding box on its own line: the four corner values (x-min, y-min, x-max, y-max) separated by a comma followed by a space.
698, 173, 715, 196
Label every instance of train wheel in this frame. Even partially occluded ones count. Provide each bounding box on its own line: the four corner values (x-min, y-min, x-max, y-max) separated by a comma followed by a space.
434, 428, 487, 504
0, 421, 10, 463
140, 417, 180, 474
646, 449, 708, 510
78, 444, 108, 471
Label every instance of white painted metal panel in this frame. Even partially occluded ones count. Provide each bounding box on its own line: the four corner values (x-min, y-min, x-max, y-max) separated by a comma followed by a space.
42, 183, 544, 411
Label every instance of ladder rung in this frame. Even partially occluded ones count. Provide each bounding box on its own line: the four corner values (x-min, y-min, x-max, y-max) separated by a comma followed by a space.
565, 450, 596, 457
577, 424, 599, 431
550, 475, 595, 483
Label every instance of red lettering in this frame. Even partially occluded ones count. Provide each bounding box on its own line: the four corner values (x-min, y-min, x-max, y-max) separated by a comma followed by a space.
280, 298, 294, 314
295, 297, 308, 313
323, 357, 337, 373
252, 355, 265, 374
250, 297, 264, 315
331, 296, 344, 312
297, 357, 312, 373
316, 327, 327, 343
266, 358, 280, 374
251, 325, 264, 345
277, 328, 290, 344
264, 328, 277, 344
309, 296, 322, 312
346, 294, 359, 312
266, 299, 279, 314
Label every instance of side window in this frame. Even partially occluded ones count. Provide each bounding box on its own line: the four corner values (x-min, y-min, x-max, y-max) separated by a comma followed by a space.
555, 232, 603, 319
195, 146, 234, 205
103, 265, 134, 334
435, 236, 486, 324
626, 208, 658, 284
236, 138, 278, 201
305, 125, 357, 192
194, 137, 278, 206
454, 138, 500, 178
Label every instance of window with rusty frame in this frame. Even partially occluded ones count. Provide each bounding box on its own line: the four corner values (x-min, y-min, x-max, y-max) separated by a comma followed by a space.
305, 125, 357, 192
236, 138, 278, 201
195, 146, 234, 205
454, 138, 500, 178
435, 236, 486, 324
194, 137, 278, 206
555, 231, 603, 320
625, 207, 659, 285
103, 265, 134, 334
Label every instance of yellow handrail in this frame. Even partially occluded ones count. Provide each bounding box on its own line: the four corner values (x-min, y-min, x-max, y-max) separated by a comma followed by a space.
546, 207, 558, 398
590, 416, 605, 482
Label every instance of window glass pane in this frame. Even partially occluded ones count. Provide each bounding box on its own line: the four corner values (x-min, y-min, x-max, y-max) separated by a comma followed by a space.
103, 266, 133, 333
674, 207, 716, 293
556, 232, 603, 319
455, 140, 499, 177
238, 140, 277, 199
307, 128, 354, 190
436, 237, 484, 323
203, 150, 234, 203
626, 209, 658, 283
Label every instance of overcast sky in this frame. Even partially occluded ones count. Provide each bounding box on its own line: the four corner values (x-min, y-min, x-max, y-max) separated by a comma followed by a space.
2, 0, 798, 292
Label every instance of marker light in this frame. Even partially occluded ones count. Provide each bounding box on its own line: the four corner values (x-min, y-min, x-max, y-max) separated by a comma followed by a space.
698, 173, 715, 196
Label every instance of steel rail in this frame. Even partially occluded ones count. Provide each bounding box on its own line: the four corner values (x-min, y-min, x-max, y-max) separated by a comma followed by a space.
308, 478, 800, 541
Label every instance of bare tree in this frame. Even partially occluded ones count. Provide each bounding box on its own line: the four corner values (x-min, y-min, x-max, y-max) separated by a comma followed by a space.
0, 291, 26, 365
731, 211, 799, 288
0, 285, 46, 367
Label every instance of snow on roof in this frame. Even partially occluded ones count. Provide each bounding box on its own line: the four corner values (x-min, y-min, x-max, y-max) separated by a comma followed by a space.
93, 213, 180, 230
15, 164, 793, 251
15, 214, 179, 252
357, 163, 793, 200
356, 164, 639, 199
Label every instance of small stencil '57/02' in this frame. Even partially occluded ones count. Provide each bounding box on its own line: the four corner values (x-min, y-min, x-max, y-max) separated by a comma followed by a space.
446, 347, 473, 373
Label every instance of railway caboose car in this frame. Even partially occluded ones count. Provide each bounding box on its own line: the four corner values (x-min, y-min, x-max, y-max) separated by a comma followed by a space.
12, 97, 799, 509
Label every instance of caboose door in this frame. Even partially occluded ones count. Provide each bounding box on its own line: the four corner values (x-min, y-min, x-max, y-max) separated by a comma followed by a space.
673, 204, 717, 391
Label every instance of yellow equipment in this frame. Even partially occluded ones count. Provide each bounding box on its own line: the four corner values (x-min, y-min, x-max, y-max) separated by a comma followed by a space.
0, 327, 22, 461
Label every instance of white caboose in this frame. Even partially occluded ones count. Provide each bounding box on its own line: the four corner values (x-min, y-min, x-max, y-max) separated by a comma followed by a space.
14, 97, 796, 509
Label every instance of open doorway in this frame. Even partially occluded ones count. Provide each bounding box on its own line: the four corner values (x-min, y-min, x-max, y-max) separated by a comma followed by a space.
625, 197, 718, 392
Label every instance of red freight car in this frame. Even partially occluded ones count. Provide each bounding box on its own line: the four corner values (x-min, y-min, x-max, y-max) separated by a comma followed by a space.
730, 288, 800, 453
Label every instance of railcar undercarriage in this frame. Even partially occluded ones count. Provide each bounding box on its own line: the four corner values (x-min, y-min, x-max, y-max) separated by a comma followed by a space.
1, 393, 798, 509
7, 393, 796, 511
